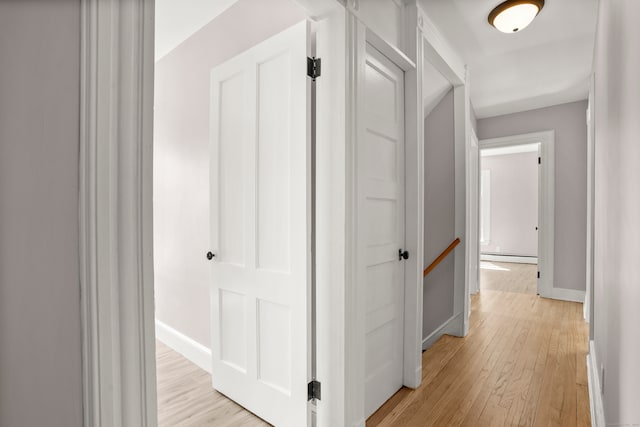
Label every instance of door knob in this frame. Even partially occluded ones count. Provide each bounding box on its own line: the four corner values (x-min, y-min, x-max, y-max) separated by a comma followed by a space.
399, 249, 409, 260
206, 251, 215, 260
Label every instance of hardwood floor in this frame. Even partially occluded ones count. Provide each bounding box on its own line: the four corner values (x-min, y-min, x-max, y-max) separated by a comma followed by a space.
368, 264, 590, 427
480, 261, 538, 295
157, 262, 588, 426
156, 341, 270, 427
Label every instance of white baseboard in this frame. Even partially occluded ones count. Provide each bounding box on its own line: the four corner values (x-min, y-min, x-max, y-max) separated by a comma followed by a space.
543, 288, 585, 303
587, 340, 605, 427
155, 319, 212, 374
480, 254, 538, 264
422, 313, 461, 350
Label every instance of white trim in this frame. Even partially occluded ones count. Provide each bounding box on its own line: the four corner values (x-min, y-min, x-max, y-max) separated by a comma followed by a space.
547, 288, 585, 304
481, 142, 539, 157
313, 5, 350, 426
585, 73, 595, 325
421, 313, 461, 350
365, 27, 415, 70
344, 11, 365, 426
80, 0, 157, 425
479, 130, 555, 301
155, 320, 212, 374
417, 3, 471, 340
587, 341, 606, 427
345, 10, 423, 422
419, 10, 465, 85
453, 73, 471, 336
401, 2, 425, 390
480, 254, 538, 264
480, 169, 491, 245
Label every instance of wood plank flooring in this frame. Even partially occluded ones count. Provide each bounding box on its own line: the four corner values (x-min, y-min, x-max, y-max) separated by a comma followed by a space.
368, 262, 590, 427
480, 261, 538, 294
156, 341, 270, 426
157, 262, 588, 426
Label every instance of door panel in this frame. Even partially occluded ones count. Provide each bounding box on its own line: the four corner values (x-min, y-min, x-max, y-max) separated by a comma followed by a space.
210, 21, 310, 427
360, 43, 406, 418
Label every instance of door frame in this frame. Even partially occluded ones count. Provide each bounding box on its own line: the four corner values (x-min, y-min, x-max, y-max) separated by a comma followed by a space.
79, 0, 345, 425
477, 130, 556, 299
343, 3, 473, 423
419, 10, 472, 339
344, 5, 426, 422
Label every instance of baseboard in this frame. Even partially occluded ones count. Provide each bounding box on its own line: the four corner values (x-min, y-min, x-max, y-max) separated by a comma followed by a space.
587, 340, 606, 427
422, 313, 461, 350
545, 288, 585, 303
155, 319, 212, 374
480, 254, 538, 264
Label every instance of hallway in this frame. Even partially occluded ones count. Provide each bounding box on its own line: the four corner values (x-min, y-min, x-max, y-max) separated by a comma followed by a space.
368, 279, 589, 426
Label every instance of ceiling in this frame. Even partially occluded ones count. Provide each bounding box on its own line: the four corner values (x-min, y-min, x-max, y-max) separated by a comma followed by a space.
155, 0, 239, 59
419, 0, 598, 118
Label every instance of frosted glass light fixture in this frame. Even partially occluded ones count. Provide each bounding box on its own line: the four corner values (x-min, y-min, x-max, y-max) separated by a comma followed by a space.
488, 0, 545, 33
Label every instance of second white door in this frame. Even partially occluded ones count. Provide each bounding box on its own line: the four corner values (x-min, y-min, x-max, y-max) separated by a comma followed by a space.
359, 43, 406, 418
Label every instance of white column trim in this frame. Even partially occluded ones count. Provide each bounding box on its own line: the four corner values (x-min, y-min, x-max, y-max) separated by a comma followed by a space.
79, 0, 157, 425
587, 341, 606, 427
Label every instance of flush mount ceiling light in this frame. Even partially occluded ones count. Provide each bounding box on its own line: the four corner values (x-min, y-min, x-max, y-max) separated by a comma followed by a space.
488, 0, 545, 33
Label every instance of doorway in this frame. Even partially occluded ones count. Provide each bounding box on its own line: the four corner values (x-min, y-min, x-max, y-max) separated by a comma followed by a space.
153, 2, 313, 426
476, 131, 555, 299
479, 142, 540, 294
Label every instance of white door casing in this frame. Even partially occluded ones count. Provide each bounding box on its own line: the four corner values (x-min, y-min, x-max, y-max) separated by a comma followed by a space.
359, 43, 406, 418
209, 21, 311, 427
468, 126, 480, 296
479, 131, 556, 300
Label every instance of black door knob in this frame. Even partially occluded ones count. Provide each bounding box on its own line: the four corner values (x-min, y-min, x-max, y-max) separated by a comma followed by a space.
399, 249, 409, 260
206, 251, 215, 260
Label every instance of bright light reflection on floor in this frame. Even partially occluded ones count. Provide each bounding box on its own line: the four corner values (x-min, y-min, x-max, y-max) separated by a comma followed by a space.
480, 261, 511, 271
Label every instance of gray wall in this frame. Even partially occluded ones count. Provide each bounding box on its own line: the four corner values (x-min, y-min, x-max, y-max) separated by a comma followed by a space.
154, 0, 305, 347
0, 1, 83, 426
592, 1, 640, 424
478, 100, 587, 291
423, 89, 455, 340
481, 151, 538, 257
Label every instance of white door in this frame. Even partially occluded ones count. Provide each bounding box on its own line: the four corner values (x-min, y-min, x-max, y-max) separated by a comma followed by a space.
209, 21, 311, 427
360, 43, 406, 418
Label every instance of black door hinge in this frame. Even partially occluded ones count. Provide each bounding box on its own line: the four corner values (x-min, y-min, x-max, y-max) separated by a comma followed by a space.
538, 156, 541, 164
308, 380, 321, 401
537, 271, 540, 279
307, 57, 321, 81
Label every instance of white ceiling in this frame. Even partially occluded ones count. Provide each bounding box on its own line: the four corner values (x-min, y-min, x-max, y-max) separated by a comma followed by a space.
155, 0, 239, 60
419, 0, 598, 118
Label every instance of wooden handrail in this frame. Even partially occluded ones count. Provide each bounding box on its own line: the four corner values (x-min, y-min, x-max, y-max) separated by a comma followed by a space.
423, 238, 461, 277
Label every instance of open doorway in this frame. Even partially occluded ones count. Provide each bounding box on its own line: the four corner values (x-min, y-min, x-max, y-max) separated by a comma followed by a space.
479, 142, 540, 295
153, 1, 312, 425
476, 130, 555, 299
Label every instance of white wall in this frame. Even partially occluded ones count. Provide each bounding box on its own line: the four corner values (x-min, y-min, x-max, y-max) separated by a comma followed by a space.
154, 0, 305, 348
0, 1, 83, 425
478, 101, 588, 291
481, 151, 538, 257
592, 1, 640, 424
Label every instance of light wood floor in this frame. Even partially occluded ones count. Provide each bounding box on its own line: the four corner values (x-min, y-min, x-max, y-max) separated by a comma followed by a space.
156, 341, 270, 426
481, 261, 538, 294
368, 264, 590, 426
157, 262, 588, 426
